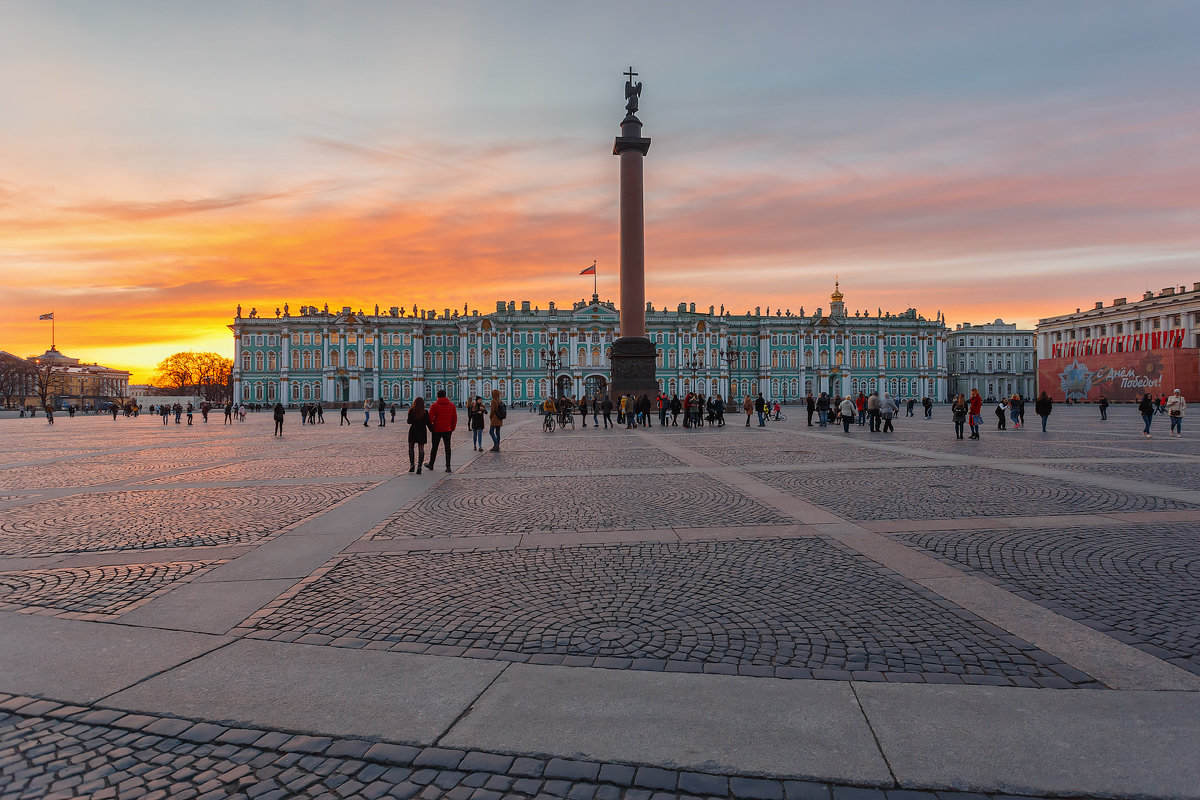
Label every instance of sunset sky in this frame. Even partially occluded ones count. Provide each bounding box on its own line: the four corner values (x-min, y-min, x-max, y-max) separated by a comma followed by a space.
2, 2, 1199, 382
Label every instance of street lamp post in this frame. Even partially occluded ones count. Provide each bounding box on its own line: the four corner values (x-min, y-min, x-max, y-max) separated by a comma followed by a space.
540, 347, 560, 402
721, 348, 741, 402
685, 352, 702, 395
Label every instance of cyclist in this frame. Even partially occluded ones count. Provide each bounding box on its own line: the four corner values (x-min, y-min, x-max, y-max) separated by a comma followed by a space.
542, 395, 557, 430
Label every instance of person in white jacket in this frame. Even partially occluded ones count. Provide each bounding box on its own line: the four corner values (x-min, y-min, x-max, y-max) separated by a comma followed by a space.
1165, 389, 1186, 438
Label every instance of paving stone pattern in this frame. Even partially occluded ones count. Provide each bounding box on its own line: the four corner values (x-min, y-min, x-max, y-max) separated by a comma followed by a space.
0, 560, 224, 618
142, 456, 404, 484
754, 465, 1197, 520
245, 540, 1092, 686
459, 449, 687, 474
373, 474, 792, 538
899, 524, 1200, 675
1053, 461, 1200, 491
686, 443, 926, 467
0, 694, 1106, 800
0, 484, 372, 557
0, 457, 214, 490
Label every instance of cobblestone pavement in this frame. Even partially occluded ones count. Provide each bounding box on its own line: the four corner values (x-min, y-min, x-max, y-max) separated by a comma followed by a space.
0, 560, 224, 619
0, 484, 372, 557
243, 540, 1091, 686
753, 465, 1197, 520
0, 694, 1106, 800
459, 449, 688, 474
899, 523, 1200, 676
0, 409, 1198, 799
372, 474, 792, 538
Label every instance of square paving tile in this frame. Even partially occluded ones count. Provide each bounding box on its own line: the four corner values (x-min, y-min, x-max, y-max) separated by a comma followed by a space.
0, 560, 224, 617
246, 539, 1089, 686
898, 523, 1200, 675
752, 465, 1197, 520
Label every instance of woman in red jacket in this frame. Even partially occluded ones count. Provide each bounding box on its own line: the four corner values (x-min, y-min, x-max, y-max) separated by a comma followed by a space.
968, 388, 983, 440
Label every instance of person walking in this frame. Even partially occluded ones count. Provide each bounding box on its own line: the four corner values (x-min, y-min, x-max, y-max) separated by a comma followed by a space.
224, 401, 233, 425
591, 394, 600, 427
906, 398, 916, 417
967, 388, 983, 439
1138, 392, 1155, 437
173, 403, 182, 424
1035, 391, 1053, 433
272, 402, 285, 437
467, 396, 485, 451
340, 404, 349, 425
839, 395, 856, 433
866, 392, 880, 432
754, 393, 767, 427
186, 403, 194, 425
377, 399, 387, 427
362, 400, 370, 427
805, 393, 815, 426
44, 404, 54, 425
407, 397, 430, 473
1165, 388, 1186, 437
426, 390, 458, 473
489, 389, 505, 451
1009, 394, 1021, 429
161, 405, 170, 425
996, 398, 1008, 430
389, 403, 397, 423
1098, 395, 1109, 421
601, 394, 613, 428
881, 393, 896, 433
951, 394, 968, 439
922, 396, 933, 420
200, 402, 210, 423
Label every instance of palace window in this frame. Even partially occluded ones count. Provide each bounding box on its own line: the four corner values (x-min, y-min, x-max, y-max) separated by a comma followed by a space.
267, 352, 277, 371
347, 350, 358, 368
242, 351, 251, 370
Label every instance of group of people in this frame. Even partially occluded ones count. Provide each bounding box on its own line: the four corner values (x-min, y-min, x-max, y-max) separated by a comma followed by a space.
1138, 389, 1187, 437
539, 392, 742, 431
804, 391, 927, 434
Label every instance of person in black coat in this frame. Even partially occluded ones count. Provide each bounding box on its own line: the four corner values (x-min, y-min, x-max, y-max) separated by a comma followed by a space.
407, 398, 430, 473
272, 402, 285, 437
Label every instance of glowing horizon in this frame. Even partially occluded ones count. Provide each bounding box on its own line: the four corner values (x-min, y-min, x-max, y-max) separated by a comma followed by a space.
3, 2, 1199, 383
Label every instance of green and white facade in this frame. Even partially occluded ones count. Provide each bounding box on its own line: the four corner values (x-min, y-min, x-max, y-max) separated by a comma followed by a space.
230, 285, 948, 406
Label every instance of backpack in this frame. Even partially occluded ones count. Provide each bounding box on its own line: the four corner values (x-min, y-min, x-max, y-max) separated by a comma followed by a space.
496, 402, 507, 420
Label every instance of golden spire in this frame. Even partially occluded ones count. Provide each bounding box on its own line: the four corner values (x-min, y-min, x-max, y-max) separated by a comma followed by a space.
831, 277, 844, 303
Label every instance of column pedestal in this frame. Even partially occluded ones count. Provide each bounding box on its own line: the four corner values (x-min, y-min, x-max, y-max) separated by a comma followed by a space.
609, 336, 658, 399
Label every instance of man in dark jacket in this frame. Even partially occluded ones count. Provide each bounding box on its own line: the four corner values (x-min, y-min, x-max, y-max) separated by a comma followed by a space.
426, 390, 459, 472
805, 393, 815, 426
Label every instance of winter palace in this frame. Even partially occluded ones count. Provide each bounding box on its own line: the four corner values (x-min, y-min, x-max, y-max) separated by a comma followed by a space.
230, 284, 950, 406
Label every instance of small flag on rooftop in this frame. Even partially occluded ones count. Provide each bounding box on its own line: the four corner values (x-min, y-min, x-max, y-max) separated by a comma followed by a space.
579, 263, 596, 275
38, 313, 54, 320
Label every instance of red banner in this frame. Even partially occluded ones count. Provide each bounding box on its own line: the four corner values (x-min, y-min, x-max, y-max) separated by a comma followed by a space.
1039, 349, 1199, 403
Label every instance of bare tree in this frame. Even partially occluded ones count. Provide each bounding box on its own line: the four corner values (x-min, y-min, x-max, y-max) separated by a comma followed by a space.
29, 357, 66, 410
0, 353, 36, 409
152, 351, 234, 402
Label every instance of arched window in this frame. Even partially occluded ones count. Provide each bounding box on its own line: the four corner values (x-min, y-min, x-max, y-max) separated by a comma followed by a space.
900, 352, 908, 369
526, 349, 534, 369
330, 350, 339, 368
403, 351, 411, 370
424, 352, 432, 370
578, 347, 586, 366
889, 352, 897, 368
771, 351, 779, 368
291, 349, 300, 368
365, 349, 374, 369
851, 351, 859, 369
347, 350, 358, 368
483, 349, 492, 369
255, 352, 264, 371
267, 352, 276, 371
869, 351, 877, 367
469, 351, 477, 368
242, 351, 251, 371
804, 350, 813, 367
435, 353, 444, 371
819, 351, 828, 366
303, 351, 312, 370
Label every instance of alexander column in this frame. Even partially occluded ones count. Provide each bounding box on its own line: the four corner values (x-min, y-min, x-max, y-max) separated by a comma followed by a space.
609, 67, 660, 401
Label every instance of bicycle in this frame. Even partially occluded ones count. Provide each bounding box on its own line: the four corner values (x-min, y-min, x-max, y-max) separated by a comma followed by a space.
558, 409, 575, 430
773, 412, 788, 422
542, 413, 555, 433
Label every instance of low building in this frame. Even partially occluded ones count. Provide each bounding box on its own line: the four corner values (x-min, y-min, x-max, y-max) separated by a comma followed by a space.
1036, 282, 1200, 402
947, 320, 1036, 400
229, 284, 950, 407
24, 347, 131, 409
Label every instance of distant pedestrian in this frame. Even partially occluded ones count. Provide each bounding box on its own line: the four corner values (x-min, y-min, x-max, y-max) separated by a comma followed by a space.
340, 404, 349, 425
201, 401, 210, 423
161, 405, 170, 425
224, 402, 233, 424
968, 388, 983, 439
867, 392, 880, 432
186, 403, 194, 425
1098, 395, 1109, 421
839, 396, 856, 433
602, 394, 614, 428
996, 398, 1008, 430
906, 398, 915, 417
390, 404, 396, 423
377, 399, 386, 427
951, 393, 968, 440
173, 403, 182, 424
363, 400, 370, 427
426, 389, 458, 473
881, 393, 896, 433
1138, 393, 1155, 437
923, 396, 933, 420
407, 397, 429, 474
45, 405, 54, 425
755, 393, 766, 427
272, 402, 285, 437
489, 388, 505, 451
468, 396, 485, 451
1165, 388, 1186, 438
1010, 394, 1021, 428
1035, 391, 1053, 433
316, 403, 324, 423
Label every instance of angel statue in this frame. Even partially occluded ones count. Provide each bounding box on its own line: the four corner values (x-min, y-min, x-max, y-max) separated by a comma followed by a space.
625, 75, 641, 115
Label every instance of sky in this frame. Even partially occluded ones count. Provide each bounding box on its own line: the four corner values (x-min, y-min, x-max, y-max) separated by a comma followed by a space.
2, 1, 1199, 382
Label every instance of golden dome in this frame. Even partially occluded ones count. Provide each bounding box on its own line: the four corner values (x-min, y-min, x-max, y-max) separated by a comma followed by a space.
831, 279, 844, 303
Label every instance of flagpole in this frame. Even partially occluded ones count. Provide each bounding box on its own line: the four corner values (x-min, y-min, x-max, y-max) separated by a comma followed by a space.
593, 260, 598, 296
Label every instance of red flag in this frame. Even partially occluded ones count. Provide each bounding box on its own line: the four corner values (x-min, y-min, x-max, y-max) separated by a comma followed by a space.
579, 263, 596, 275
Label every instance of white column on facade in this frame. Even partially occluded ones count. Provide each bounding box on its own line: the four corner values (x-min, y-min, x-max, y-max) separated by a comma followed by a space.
372, 330, 380, 401
413, 331, 424, 398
